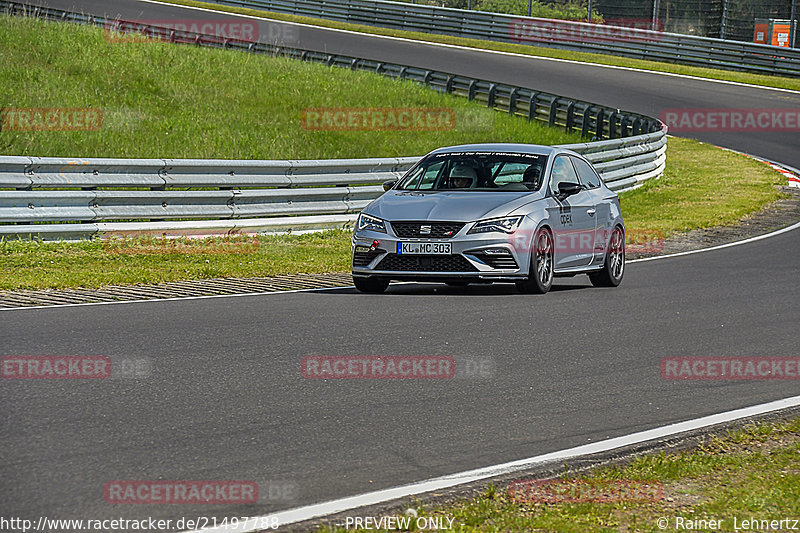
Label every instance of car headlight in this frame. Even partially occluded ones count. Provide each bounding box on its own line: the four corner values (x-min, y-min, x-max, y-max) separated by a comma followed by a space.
357, 213, 387, 234
468, 216, 523, 234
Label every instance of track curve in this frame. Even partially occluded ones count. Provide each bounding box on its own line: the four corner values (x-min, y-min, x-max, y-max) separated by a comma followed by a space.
3, 0, 800, 528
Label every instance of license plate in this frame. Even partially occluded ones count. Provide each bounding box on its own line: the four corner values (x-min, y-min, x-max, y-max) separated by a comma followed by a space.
397, 242, 452, 255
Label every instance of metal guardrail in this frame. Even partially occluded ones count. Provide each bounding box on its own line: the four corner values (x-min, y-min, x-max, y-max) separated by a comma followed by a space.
0, 2, 666, 240
0, 132, 665, 239
209, 0, 800, 78
0, 157, 413, 239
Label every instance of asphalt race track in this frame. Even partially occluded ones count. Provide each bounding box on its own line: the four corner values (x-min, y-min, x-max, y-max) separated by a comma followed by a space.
3, 0, 800, 528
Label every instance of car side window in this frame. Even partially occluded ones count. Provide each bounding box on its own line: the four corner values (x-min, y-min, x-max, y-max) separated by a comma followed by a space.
571, 156, 602, 189
492, 162, 528, 185
549, 155, 580, 196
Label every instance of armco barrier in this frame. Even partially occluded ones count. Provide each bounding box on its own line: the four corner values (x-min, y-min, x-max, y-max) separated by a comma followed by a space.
207, 0, 800, 78
0, 132, 665, 239
0, 2, 666, 240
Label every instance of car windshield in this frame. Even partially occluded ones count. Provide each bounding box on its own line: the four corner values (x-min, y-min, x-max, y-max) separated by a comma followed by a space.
398, 151, 548, 192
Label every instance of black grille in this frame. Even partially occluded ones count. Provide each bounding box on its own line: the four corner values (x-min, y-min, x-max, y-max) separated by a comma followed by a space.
376, 254, 477, 272
471, 251, 519, 270
390, 222, 465, 239
352, 250, 381, 267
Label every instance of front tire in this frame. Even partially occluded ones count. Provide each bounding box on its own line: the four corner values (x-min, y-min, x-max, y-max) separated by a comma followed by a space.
353, 276, 390, 293
589, 226, 625, 287
516, 228, 553, 294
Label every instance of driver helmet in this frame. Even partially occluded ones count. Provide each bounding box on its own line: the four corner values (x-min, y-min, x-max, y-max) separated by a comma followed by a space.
450, 163, 477, 188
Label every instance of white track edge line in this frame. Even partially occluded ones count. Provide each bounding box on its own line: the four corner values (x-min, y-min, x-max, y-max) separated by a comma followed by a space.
628, 219, 800, 263
142, 0, 800, 95
186, 394, 800, 532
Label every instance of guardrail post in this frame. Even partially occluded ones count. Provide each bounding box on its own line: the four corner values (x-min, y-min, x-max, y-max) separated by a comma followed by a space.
423, 70, 433, 86
548, 98, 559, 126
509, 88, 519, 115
326, 55, 336, 67
445, 75, 454, 93
565, 101, 575, 132
528, 92, 539, 121
632, 117, 642, 136
608, 111, 618, 139
595, 108, 605, 139
350, 58, 359, 70
468, 80, 477, 101
399, 66, 408, 80
487, 83, 497, 108
581, 105, 592, 137
620, 115, 630, 137
375, 62, 385, 73
300, 51, 308, 61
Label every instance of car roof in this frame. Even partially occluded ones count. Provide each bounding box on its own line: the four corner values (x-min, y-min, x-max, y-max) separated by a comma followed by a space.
427, 143, 559, 157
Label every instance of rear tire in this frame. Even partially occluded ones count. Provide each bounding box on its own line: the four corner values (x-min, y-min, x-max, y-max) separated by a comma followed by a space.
353, 277, 390, 293
516, 228, 553, 294
589, 226, 625, 287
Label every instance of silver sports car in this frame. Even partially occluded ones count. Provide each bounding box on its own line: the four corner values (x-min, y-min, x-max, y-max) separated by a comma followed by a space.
351, 143, 625, 293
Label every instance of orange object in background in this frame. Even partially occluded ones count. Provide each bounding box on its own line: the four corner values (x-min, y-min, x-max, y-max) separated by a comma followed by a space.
753, 18, 795, 48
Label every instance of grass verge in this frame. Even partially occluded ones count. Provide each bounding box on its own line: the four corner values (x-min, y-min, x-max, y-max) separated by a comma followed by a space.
314, 415, 800, 532
0, 15, 578, 159
160, 0, 800, 92
621, 137, 786, 235
0, 138, 786, 290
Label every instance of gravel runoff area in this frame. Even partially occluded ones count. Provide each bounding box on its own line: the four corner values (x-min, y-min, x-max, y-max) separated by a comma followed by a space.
1, 187, 798, 309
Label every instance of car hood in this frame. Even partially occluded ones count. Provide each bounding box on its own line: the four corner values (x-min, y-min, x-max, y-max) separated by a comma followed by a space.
366, 190, 542, 222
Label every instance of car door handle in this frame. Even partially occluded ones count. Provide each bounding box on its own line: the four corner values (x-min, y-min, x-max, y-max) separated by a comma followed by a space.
586, 208, 596, 216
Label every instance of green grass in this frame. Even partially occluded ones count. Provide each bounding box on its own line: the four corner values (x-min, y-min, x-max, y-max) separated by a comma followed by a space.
315, 416, 800, 532
0, 15, 579, 159
0, 232, 353, 290
0, 138, 786, 290
621, 137, 786, 236
161, 0, 800, 92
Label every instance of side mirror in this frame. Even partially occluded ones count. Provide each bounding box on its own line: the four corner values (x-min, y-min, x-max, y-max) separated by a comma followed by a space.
382, 179, 397, 192
557, 182, 582, 199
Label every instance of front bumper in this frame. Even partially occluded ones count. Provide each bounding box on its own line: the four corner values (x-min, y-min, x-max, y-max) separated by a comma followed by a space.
351, 226, 530, 281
